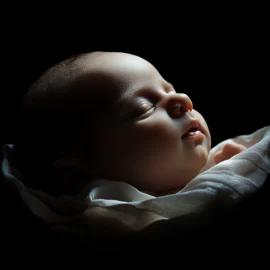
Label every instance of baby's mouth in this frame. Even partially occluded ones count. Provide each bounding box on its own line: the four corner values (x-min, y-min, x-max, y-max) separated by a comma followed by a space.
182, 128, 202, 139
181, 121, 204, 139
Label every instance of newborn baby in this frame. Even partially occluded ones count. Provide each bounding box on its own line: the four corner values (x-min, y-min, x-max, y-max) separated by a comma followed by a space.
16, 51, 246, 196
2, 51, 269, 237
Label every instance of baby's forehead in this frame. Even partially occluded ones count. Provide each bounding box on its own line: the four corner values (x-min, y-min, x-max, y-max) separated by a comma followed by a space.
66, 52, 167, 123
76, 52, 163, 99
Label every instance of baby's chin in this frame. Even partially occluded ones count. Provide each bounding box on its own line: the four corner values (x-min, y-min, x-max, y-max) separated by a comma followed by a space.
193, 144, 210, 169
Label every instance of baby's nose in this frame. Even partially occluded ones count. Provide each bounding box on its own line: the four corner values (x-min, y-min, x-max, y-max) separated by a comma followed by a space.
167, 93, 193, 117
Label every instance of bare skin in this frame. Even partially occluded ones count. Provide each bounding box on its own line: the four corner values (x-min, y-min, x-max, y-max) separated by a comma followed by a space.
214, 142, 247, 164
45, 52, 246, 195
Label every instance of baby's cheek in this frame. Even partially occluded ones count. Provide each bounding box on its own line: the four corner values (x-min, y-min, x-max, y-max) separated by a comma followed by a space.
192, 110, 211, 149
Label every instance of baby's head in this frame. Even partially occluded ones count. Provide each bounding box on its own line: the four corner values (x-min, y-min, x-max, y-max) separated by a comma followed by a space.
17, 51, 211, 196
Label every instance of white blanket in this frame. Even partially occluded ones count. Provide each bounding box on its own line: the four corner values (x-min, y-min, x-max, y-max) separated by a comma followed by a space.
1, 126, 270, 235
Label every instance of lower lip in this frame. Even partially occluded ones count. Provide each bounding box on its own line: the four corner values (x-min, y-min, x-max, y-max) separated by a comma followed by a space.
182, 130, 204, 140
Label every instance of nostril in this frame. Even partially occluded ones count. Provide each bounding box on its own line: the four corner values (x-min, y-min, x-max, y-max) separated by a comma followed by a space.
180, 105, 186, 113
169, 102, 191, 117
169, 103, 182, 117
172, 103, 181, 110
168, 94, 193, 117
179, 103, 191, 113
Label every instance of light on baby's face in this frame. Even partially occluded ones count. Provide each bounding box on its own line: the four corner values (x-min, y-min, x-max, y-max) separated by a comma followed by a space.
83, 52, 211, 194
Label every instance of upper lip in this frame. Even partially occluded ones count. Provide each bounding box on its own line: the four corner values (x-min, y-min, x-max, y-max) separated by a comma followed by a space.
182, 120, 203, 138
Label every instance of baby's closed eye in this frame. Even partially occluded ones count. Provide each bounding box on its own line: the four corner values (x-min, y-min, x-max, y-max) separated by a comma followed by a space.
130, 101, 155, 120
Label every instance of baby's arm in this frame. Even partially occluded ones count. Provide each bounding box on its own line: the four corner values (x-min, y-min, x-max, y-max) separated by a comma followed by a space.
200, 139, 244, 172
213, 141, 247, 164
201, 126, 269, 173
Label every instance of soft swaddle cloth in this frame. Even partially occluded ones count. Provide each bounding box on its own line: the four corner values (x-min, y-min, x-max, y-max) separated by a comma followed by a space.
1, 126, 270, 235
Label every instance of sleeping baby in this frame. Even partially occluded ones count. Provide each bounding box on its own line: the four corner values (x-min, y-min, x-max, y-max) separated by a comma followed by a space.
1, 51, 269, 236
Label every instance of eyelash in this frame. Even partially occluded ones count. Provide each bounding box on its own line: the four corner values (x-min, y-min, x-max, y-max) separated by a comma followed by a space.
129, 89, 176, 120
133, 103, 155, 119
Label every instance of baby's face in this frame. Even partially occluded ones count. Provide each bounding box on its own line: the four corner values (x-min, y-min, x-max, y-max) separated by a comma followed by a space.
80, 52, 211, 194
